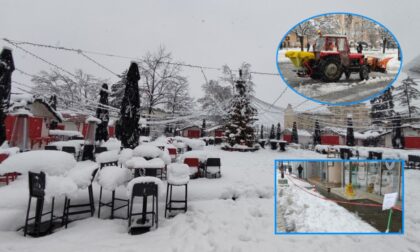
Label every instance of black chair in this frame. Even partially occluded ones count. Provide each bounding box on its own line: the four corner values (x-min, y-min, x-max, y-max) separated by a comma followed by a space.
129, 182, 159, 233
62, 168, 99, 228
205, 158, 221, 178
24, 172, 55, 237
95, 146, 108, 154
82, 144, 95, 161
44, 145, 58, 151
165, 181, 188, 218
98, 161, 129, 219
339, 148, 352, 160
408, 155, 420, 169
368, 151, 382, 160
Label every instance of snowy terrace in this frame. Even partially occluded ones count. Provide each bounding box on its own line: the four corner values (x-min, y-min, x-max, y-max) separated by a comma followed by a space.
0, 142, 419, 251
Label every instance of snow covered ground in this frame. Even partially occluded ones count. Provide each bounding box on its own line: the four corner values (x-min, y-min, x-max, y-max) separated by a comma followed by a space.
277, 175, 378, 233
0, 146, 419, 252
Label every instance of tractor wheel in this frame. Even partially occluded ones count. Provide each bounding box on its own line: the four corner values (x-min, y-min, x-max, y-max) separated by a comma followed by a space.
320, 58, 343, 82
359, 65, 369, 80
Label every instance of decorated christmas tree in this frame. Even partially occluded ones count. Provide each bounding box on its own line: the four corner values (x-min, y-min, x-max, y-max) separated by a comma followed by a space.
224, 69, 257, 147
269, 124, 275, 140
117, 62, 141, 149
95, 83, 110, 142
291, 122, 299, 144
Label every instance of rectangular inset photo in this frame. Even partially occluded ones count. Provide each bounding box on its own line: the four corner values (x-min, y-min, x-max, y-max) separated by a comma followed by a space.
274, 159, 404, 235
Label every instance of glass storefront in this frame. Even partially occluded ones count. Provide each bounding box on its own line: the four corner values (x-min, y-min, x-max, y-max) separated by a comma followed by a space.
343, 161, 402, 200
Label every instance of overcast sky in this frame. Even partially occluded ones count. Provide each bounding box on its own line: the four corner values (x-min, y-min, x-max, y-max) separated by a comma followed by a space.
1, 0, 419, 111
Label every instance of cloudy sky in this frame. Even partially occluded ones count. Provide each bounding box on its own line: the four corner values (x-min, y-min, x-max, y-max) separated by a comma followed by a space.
1, 0, 419, 111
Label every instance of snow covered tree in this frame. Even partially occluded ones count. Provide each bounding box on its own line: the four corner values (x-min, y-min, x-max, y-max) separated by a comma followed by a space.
110, 69, 127, 108
291, 122, 299, 144
31, 69, 106, 110
198, 79, 232, 125
118, 62, 141, 149
95, 83, 109, 142
392, 113, 405, 149
269, 124, 275, 140
224, 70, 257, 147
313, 120, 321, 145
221, 63, 255, 93
165, 76, 193, 115
276, 123, 281, 140
394, 77, 420, 119
370, 87, 395, 125
138, 47, 183, 115
0, 48, 14, 145
346, 115, 355, 146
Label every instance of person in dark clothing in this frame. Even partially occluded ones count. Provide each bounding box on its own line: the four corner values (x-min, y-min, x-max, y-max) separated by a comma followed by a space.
279, 164, 285, 179
306, 42, 310, 52
357, 43, 363, 53
297, 164, 303, 179
288, 166, 292, 174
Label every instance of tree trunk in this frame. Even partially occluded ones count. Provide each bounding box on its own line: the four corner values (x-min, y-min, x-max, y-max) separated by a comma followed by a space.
300, 36, 304, 52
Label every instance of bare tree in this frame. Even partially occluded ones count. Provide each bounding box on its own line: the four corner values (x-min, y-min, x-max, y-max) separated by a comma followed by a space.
31, 69, 106, 109
165, 76, 193, 115
138, 47, 183, 115
197, 80, 232, 124
292, 22, 316, 51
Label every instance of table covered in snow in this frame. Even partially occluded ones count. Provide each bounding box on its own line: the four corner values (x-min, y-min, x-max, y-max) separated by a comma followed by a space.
125, 157, 166, 178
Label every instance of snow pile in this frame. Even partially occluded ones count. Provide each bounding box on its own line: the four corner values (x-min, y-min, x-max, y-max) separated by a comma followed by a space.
160, 148, 172, 164
49, 130, 83, 138
386, 57, 401, 74
179, 150, 215, 162
118, 148, 133, 167
133, 144, 162, 158
174, 136, 205, 150
0, 150, 76, 176
48, 140, 84, 152
279, 177, 378, 232
97, 166, 131, 191
85, 116, 101, 124
126, 176, 165, 197
167, 163, 190, 185
139, 136, 151, 143
101, 138, 121, 151
45, 175, 78, 198
125, 156, 148, 169
0, 147, 20, 156
66, 161, 99, 189
125, 157, 165, 169
9, 94, 34, 115
96, 150, 120, 164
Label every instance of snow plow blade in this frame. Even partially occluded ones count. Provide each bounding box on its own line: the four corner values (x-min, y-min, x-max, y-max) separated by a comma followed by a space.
366, 56, 393, 73
285, 51, 315, 68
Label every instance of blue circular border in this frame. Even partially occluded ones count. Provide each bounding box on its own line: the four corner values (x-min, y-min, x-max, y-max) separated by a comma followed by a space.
275, 11, 403, 106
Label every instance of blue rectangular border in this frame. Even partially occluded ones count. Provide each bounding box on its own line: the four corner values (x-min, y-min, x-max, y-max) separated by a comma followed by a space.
274, 159, 405, 235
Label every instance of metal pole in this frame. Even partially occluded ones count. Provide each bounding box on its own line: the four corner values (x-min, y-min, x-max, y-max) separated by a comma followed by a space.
386, 208, 393, 233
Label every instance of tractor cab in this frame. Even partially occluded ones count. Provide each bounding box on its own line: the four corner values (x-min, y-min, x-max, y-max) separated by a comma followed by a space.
313, 35, 350, 65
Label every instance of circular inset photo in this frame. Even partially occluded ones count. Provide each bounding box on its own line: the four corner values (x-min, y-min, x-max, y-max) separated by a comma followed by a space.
277, 13, 402, 105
